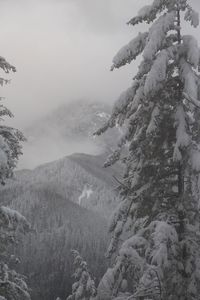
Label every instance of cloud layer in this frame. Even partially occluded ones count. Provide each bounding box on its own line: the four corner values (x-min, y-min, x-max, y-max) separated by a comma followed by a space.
0, 0, 199, 130
0, 0, 143, 128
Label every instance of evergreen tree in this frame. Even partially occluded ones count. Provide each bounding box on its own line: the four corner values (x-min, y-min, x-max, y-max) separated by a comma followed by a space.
0, 56, 25, 185
0, 56, 30, 299
67, 250, 96, 300
0, 206, 31, 300
96, 1, 200, 299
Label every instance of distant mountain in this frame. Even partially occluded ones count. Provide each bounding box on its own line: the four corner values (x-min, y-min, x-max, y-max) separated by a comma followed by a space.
19, 100, 120, 169
3, 153, 121, 217
0, 152, 122, 300
1, 151, 123, 300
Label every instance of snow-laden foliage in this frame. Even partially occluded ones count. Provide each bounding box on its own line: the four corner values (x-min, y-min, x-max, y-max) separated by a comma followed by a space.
128, 0, 177, 26
0, 206, 30, 253
143, 11, 176, 60
144, 49, 169, 95
173, 104, 190, 161
0, 57, 25, 185
0, 57, 15, 74
184, 5, 199, 28
96, 1, 200, 299
111, 32, 148, 70
67, 250, 96, 300
183, 35, 200, 68
0, 262, 31, 300
180, 58, 198, 99
0, 57, 30, 300
146, 105, 160, 135
0, 125, 25, 185
98, 220, 180, 300
0, 206, 31, 300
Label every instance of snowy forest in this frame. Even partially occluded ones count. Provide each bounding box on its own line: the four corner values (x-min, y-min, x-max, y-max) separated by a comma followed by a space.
1, 0, 200, 299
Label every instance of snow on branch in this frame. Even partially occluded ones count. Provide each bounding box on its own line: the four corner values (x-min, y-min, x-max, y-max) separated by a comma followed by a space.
94, 83, 139, 136
183, 92, 200, 109
144, 49, 169, 95
0, 206, 30, 233
127, 0, 165, 26
146, 105, 160, 135
182, 35, 200, 68
0, 78, 10, 86
0, 127, 25, 184
143, 11, 176, 60
67, 250, 96, 300
173, 105, 190, 161
185, 5, 199, 28
180, 58, 198, 100
190, 148, 200, 172
0, 57, 16, 73
94, 122, 110, 136
130, 267, 162, 299
149, 221, 178, 266
0, 104, 13, 119
111, 32, 148, 70
134, 59, 152, 80
0, 279, 31, 300
113, 84, 138, 114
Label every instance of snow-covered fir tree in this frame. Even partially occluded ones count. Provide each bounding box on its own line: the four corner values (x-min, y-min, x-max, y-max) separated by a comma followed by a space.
67, 250, 96, 300
0, 206, 31, 300
96, 1, 200, 299
0, 56, 30, 300
0, 56, 25, 185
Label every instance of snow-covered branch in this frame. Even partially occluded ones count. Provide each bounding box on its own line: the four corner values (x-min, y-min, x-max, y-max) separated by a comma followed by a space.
183, 92, 200, 108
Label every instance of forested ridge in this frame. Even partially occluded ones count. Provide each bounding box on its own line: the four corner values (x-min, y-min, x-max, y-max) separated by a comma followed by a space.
0, 152, 121, 300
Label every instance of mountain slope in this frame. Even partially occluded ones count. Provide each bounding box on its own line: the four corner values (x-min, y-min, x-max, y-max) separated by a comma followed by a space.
69, 153, 122, 188
0, 153, 122, 300
2, 153, 121, 216
0, 152, 123, 300
15, 187, 108, 300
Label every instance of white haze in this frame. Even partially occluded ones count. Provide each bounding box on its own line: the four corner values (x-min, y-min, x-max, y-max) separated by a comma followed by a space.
0, 0, 143, 128
18, 137, 100, 170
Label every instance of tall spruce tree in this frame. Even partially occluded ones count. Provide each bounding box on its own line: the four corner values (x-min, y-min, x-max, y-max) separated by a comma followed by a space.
96, 1, 200, 299
0, 56, 25, 185
0, 56, 30, 299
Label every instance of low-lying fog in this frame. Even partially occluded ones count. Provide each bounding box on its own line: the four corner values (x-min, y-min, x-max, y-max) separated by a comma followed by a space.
18, 136, 101, 170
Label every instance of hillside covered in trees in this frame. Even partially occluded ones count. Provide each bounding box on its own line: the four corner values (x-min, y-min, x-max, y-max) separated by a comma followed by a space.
0, 134, 122, 300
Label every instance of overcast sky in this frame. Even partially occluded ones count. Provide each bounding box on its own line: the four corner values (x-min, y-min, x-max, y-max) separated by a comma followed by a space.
0, 0, 200, 130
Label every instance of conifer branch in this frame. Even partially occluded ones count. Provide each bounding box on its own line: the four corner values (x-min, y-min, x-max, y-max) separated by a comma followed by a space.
112, 175, 129, 190
183, 92, 200, 109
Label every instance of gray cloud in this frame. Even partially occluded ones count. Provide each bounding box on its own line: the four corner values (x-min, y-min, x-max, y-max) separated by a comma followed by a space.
0, 0, 142, 129
0, 0, 199, 168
